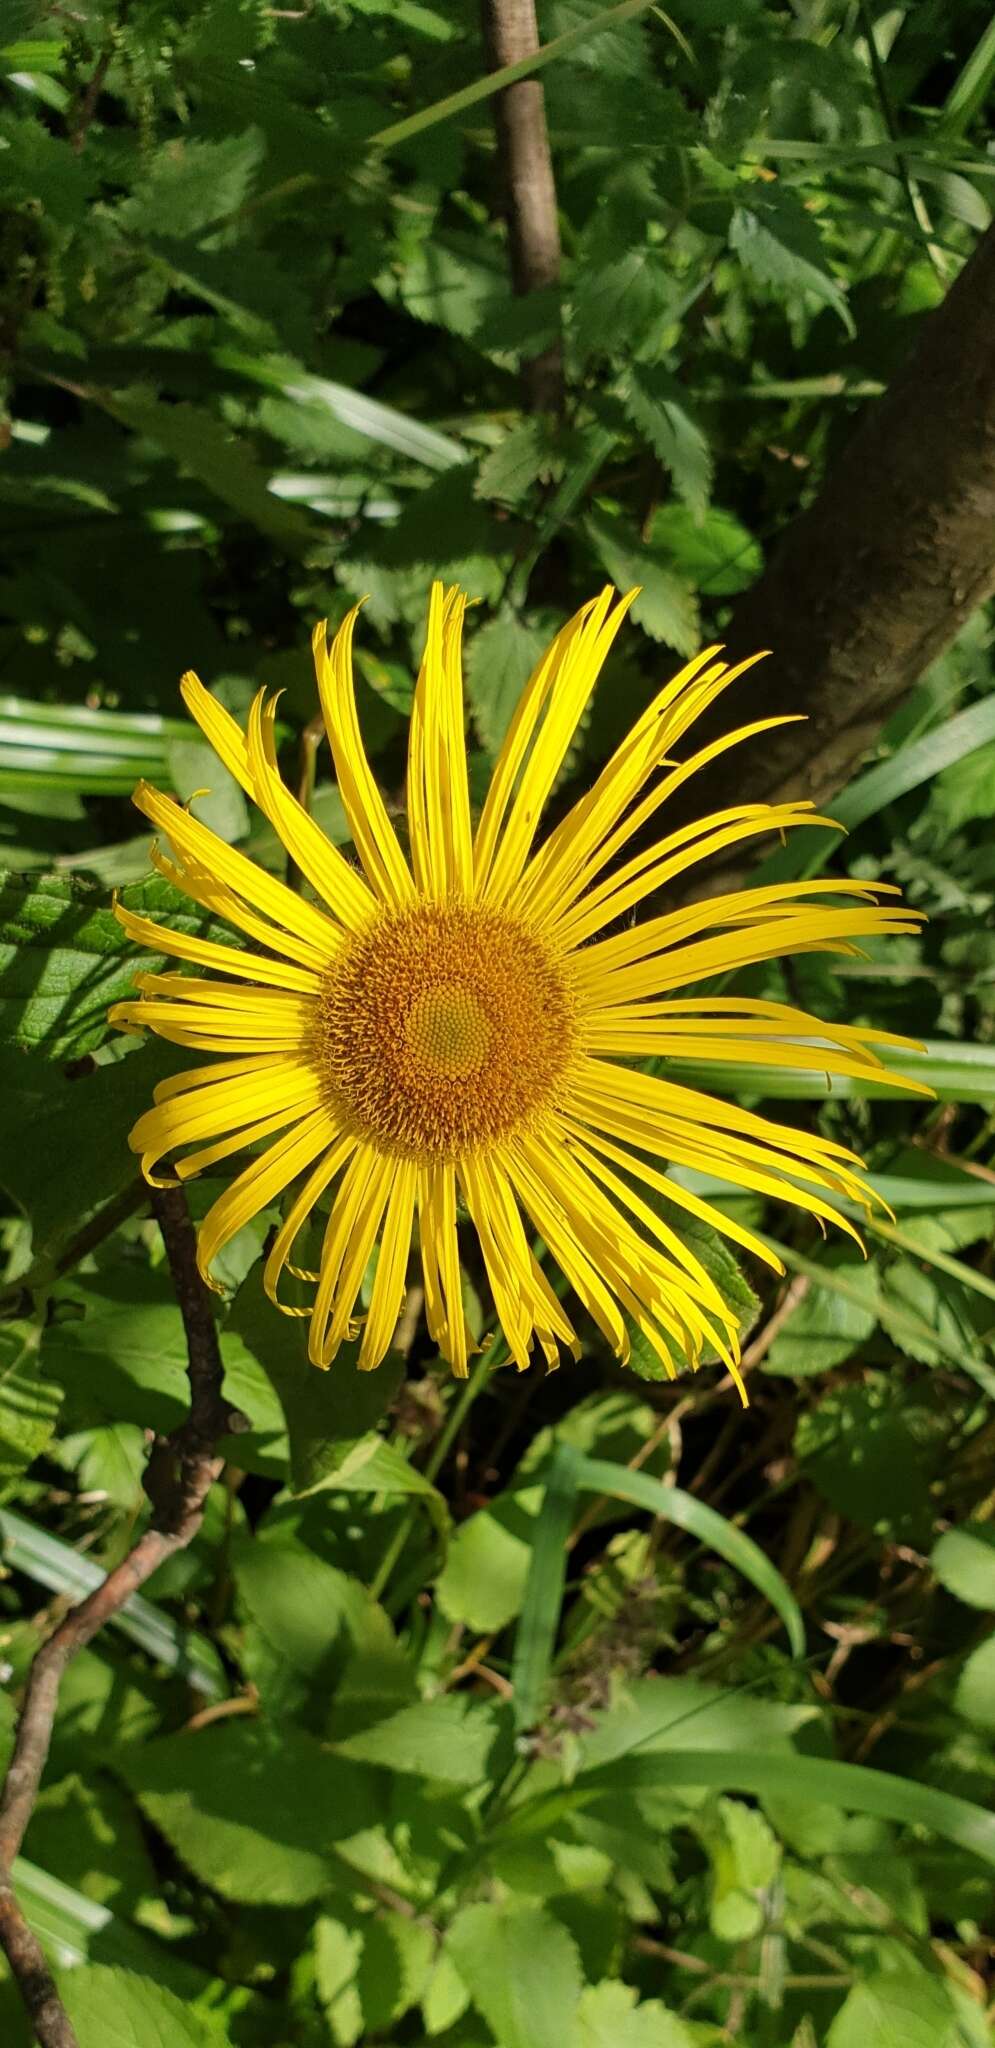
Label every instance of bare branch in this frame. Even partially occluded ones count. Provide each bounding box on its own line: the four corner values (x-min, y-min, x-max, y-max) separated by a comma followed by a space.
0, 1183, 247, 2046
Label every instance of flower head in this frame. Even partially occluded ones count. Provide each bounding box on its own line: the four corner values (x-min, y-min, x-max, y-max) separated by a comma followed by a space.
112, 586, 925, 1389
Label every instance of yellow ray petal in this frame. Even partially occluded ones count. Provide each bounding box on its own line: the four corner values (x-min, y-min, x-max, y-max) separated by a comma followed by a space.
480, 588, 637, 907
552, 803, 837, 951
246, 687, 376, 930
313, 609, 414, 906
517, 650, 770, 924
133, 782, 340, 965
419, 1163, 475, 1378
264, 1132, 356, 1316
114, 900, 323, 994
407, 584, 474, 898
360, 1159, 418, 1371
198, 1108, 337, 1291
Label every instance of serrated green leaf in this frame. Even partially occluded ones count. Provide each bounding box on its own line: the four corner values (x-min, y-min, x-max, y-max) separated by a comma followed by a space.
119, 130, 266, 240
730, 192, 855, 332
475, 420, 557, 507
447, 1901, 583, 2048
117, 1722, 383, 1905
315, 1905, 434, 2047
0, 869, 234, 1061
766, 1252, 878, 1377
795, 1375, 946, 1544
826, 1969, 965, 2048
58, 1964, 214, 2048
465, 608, 552, 758
647, 502, 762, 597
619, 368, 712, 519
233, 1529, 407, 1729
335, 1695, 499, 1785
586, 508, 698, 652
0, 1321, 61, 1491
572, 246, 674, 360
578, 1981, 692, 2048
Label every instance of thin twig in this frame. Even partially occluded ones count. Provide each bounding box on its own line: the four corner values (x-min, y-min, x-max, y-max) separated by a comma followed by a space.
0, 1183, 247, 2048
482, 0, 564, 411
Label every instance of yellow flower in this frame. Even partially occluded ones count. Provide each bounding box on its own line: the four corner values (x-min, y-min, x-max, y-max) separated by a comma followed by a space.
112, 585, 925, 1388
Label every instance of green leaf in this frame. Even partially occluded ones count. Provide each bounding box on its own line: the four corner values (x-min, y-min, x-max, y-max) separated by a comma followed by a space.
434, 1490, 537, 1632
0, 1042, 168, 1266
730, 192, 855, 332
826, 1969, 965, 2048
58, 1964, 215, 2047
335, 1695, 500, 1785
120, 130, 266, 240
475, 420, 557, 507
618, 369, 712, 519
0, 699, 187, 798
578, 1982, 692, 2048
765, 1252, 878, 1377
931, 1523, 995, 1609
41, 1264, 289, 1479
226, 1268, 404, 1494
466, 608, 553, 759
586, 508, 698, 653
296, 1434, 449, 1549
233, 1532, 402, 1725
447, 1901, 583, 2048
24, 1772, 157, 1914
117, 1722, 383, 1905
0, 1321, 62, 1491
395, 232, 513, 343
315, 1906, 434, 2046
573, 246, 674, 361
954, 1637, 995, 1732
646, 502, 762, 597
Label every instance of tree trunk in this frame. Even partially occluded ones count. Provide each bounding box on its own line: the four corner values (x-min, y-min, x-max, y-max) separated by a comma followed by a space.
482, 0, 564, 413
698, 219, 995, 812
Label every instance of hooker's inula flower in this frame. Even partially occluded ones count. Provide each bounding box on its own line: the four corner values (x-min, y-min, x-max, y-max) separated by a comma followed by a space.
112, 586, 925, 1388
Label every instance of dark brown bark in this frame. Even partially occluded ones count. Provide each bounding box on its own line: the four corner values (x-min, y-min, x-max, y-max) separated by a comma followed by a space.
0, 1184, 247, 2048
698, 220, 995, 813
482, 0, 564, 412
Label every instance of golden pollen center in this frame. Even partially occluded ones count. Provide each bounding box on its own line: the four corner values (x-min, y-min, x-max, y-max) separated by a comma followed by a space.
316, 904, 575, 1159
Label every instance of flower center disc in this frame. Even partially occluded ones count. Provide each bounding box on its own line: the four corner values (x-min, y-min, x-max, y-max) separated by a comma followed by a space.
317, 903, 574, 1158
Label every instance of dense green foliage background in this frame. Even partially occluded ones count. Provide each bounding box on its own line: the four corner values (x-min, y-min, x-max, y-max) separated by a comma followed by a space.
2, 1, 995, 2043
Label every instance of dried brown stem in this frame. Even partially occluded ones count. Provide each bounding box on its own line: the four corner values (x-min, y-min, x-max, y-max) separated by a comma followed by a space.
482, 0, 563, 412
0, 1183, 246, 2047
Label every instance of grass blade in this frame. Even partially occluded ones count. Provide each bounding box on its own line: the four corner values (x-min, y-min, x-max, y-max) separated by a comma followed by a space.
0, 1509, 226, 1699
577, 1748, 995, 1870
511, 1445, 580, 1732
